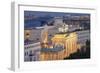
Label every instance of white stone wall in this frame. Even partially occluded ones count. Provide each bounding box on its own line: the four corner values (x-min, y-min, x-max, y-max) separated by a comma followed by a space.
24, 42, 41, 61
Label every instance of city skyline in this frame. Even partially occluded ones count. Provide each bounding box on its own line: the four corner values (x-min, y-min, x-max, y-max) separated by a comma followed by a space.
24, 11, 90, 28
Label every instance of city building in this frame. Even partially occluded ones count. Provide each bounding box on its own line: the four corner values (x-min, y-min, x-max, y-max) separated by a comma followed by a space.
76, 30, 90, 50
24, 30, 41, 61
40, 23, 78, 60
24, 41, 41, 61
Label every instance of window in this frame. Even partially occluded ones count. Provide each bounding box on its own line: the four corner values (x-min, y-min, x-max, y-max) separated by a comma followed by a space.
25, 52, 26, 56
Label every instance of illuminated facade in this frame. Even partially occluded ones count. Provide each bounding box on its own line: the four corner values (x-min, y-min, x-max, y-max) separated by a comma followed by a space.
52, 32, 78, 57
40, 32, 78, 60
40, 23, 78, 60
40, 48, 65, 60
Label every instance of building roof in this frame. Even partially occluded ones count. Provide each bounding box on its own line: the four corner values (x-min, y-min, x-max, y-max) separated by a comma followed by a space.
41, 47, 64, 53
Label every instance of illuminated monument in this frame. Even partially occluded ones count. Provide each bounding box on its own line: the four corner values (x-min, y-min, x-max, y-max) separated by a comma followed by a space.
40, 23, 79, 60
41, 25, 49, 48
